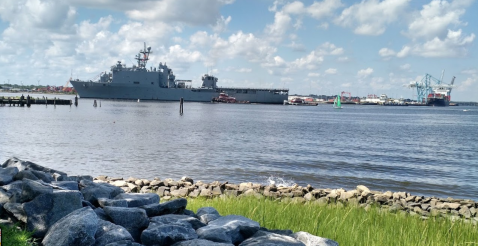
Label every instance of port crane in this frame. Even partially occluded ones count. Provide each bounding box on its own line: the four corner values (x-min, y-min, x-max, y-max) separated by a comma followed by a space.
408, 71, 455, 103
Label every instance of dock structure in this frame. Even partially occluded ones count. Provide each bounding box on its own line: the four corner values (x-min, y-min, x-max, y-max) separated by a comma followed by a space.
0, 95, 72, 107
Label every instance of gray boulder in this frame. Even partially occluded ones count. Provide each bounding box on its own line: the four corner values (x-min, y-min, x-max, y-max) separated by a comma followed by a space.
0, 167, 19, 185
21, 179, 53, 202
0, 189, 12, 204
140, 198, 187, 217
196, 207, 220, 217
2, 157, 67, 176
292, 232, 339, 246
51, 181, 79, 190
13, 170, 39, 181
58, 175, 94, 182
105, 240, 144, 246
80, 180, 124, 206
113, 193, 160, 207
3, 202, 27, 223
196, 215, 260, 244
42, 207, 98, 246
31, 170, 54, 183
150, 214, 206, 230
141, 223, 198, 246
23, 190, 83, 237
239, 231, 305, 246
172, 239, 234, 246
103, 207, 149, 242
95, 220, 134, 246
1, 180, 23, 203
199, 213, 221, 224
94, 208, 111, 221
98, 198, 128, 208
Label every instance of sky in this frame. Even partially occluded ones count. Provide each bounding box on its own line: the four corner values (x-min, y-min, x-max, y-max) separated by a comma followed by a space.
0, 0, 476, 101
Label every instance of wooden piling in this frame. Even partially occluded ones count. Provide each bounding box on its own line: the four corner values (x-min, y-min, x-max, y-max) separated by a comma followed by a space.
179, 97, 184, 115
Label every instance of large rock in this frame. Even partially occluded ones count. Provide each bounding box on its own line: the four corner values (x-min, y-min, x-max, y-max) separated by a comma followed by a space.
31, 170, 54, 183
104, 240, 143, 246
98, 198, 128, 208
80, 180, 124, 206
2, 157, 67, 176
140, 198, 187, 217
42, 207, 98, 246
3, 202, 27, 223
239, 231, 305, 246
103, 207, 149, 242
150, 214, 206, 230
196, 215, 260, 244
23, 190, 83, 237
13, 170, 39, 181
0, 189, 12, 204
95, 219, 134, 246
0, 180, 23, 203
196, 207, 220, 217
51, 181, 79, 190
0, 167, 19, 185
172, 239, 234, 246
141, 223, 198, 246
199, 214, 221, 224
21, 179, 53, 203
113, 193, 160, 207
292, 231, 339, 246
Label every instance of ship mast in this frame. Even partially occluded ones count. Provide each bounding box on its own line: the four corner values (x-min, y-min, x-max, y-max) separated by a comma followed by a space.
135, 42, 151, 69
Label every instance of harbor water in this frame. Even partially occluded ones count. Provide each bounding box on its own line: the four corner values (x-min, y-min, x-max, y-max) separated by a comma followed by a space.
1, 93, 477, 200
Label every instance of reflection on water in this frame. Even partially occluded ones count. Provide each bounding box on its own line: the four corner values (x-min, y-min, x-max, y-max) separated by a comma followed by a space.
1, 93, 478, 200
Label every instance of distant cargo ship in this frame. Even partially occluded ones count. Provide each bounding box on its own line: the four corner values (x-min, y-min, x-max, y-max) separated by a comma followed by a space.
427, 76, 456, 107
70, 43, 289, 104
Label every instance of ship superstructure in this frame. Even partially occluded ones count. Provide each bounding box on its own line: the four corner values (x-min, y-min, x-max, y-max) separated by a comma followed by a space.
70, 43, 288, 104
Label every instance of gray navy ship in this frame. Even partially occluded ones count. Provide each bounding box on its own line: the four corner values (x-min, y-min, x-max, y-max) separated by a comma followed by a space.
70, 43, 288, 104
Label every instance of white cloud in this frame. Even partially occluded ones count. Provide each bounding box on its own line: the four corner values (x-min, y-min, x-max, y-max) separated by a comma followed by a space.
124, 0, 232, 25
411, 29, 475, 57
337, 56, 350, 62
397, 46, 411, 58
335, 0, 410, 35
282, 0, 343, 19
325, 68, 337, 74
405, 0, 471, 40
397, 0, 475, 58
308, 72, 320, 77
400, 64, 411, 70
318, 22, 329, 30
317, 42, 344, 55
379, 48, 396, 57
212, 16, 232, 33
235, 68, 252, 73
307, 0, 344, 19
357, 68, 374, 78
265, 11, 292, 42
157, 45, 203, 72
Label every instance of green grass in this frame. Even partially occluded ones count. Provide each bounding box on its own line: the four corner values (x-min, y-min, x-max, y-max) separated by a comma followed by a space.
0, 223, 35, 246
187, 196, 478, 246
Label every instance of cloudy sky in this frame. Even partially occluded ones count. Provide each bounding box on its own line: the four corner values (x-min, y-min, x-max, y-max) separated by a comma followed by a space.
0, 0, 476, 101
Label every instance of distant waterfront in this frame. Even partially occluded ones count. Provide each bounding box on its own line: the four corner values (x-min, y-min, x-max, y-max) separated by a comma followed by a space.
1, 92, 477, 200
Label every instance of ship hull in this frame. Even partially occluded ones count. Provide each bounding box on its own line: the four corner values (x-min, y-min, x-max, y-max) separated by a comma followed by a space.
427, 98, 450, 106
71, 81, 287, 104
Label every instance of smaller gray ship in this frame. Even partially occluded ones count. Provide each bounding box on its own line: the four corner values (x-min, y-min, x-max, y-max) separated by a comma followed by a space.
70, 43, 288, 104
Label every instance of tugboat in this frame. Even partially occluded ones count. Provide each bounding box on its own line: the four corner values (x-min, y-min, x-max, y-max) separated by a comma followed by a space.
212, 93, 237, 103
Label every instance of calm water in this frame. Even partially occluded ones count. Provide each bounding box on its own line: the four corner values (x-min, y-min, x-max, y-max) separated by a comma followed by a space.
1, 93, 477, 200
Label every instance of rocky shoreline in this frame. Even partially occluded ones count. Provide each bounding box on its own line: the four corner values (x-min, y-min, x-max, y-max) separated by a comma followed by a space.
99, 173, 478, 223
0, 158, 339, 246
